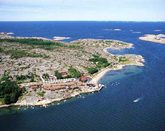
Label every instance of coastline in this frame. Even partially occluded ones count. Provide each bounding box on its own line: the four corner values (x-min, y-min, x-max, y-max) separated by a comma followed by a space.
0, 61, 144, 109
0, 36, 144, 109
0, 64, 143, 109
0, 53, 144, 109
103, 43, 133, 54
91, 63, 144, 84
93, 45, 144, 84
0, 83, 102, 108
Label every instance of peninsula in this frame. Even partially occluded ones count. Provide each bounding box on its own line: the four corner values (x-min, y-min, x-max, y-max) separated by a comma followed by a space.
139, 34, 165, 44
0, 33, 144, 108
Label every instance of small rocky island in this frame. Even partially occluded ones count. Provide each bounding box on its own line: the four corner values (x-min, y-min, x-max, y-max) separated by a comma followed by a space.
139, 34, 165, 44
0, 32, 144, 108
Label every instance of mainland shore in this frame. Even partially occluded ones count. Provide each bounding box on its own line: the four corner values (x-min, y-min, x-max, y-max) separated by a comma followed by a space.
0, 54, 144, 109
0, 62, 144, 109
0, 33, 144, 108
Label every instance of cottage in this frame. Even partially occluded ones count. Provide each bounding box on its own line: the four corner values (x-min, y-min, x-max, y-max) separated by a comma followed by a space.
79, 76, 91, 83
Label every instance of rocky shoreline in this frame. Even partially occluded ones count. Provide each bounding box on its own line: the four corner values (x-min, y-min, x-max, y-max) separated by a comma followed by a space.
0, 83, 103, 108
0, 60, 144, 109
0, 33, 144, 109
0, 53, 144, 109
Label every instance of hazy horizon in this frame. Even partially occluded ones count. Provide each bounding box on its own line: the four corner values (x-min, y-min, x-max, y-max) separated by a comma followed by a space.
0, 20, 165, 22
0, 0, 165, 22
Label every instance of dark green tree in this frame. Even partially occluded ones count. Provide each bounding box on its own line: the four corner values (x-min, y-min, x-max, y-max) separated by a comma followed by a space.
0, 73, 22, 104
87, 67, 98, 74
68, 67, 81, 78
54, 70, 63, 79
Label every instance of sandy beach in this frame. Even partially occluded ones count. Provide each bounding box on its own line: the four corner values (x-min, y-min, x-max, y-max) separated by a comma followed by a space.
91, 63, 144, 84
91, 47, 144, 84
90, 65, 124, 84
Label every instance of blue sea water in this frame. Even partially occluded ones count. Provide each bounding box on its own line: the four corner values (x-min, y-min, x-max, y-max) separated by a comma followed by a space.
0, 22, 165, 131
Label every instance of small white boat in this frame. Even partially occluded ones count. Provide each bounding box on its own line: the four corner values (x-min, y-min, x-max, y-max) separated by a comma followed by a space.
133, 97, 142, 103
43, 104, 47, 108
7, 32, 14, 35
99, 84, 104, 88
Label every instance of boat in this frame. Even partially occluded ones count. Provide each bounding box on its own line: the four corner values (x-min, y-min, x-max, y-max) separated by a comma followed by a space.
133, 97, 142, 103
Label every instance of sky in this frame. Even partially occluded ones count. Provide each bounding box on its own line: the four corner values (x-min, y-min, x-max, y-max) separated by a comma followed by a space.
0, 0, 165, 21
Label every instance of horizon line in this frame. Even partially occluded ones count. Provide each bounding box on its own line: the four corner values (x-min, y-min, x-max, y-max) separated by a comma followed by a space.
0, 20, 165, 23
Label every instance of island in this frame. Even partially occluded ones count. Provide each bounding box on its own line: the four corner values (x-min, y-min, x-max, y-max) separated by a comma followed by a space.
0, 33, 144, 108
139, 34, 165, 44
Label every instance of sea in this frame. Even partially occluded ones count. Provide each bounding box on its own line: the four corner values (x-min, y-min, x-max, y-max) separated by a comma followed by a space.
0, 21, 165, 131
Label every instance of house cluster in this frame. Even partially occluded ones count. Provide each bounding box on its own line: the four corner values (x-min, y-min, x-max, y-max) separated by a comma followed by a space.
20, 71, 94, 93
40, 74, 77, 84
43, 82, 84, 91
